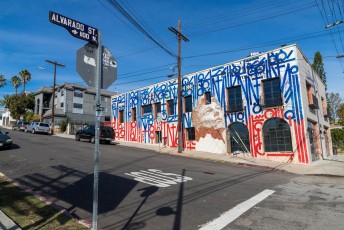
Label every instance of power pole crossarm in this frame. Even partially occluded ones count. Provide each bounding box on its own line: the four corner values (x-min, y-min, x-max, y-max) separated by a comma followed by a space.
45, 60, 65, 135
169, 20, 189, 153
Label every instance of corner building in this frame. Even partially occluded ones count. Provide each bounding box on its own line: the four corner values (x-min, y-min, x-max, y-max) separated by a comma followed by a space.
111, 44, 332, 164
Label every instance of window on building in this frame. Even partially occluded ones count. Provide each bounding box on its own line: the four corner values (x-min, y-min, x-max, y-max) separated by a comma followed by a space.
186, 127, 195, 141
132, 108, 137, 122
322, 97, 327, 117
36, 99, 40, 114
184, 96, 192, 113
307, 120, 320, 161
60, 102, 64, 108
263, 118, 292, 152
73, 103, 83, 109
227, 86, 243, 112
263, 78, 282, 107
167, 99, 175, 115
155, 102, 161, 119
229, 122, 250, 152
61, 90, 64, 96
142, 104, 152, 114
205, 92, 211, 105
119, 110, 124, 123
306, 81, 318, 110
74, 91, 83, 98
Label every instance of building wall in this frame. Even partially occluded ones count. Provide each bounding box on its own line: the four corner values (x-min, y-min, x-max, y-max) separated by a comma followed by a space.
111, 45, 331, 164
297, 48, 332, 160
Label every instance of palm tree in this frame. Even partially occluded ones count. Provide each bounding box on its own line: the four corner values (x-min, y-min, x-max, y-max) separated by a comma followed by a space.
19, 69, 31, 92
10, 76, 21, 94
0, 74, 6, 88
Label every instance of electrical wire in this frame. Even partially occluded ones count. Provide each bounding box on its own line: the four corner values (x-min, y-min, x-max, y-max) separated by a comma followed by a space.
105, 0, 176, 58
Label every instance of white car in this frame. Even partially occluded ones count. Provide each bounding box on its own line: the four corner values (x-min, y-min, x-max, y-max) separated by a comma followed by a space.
25, 122, 51, 134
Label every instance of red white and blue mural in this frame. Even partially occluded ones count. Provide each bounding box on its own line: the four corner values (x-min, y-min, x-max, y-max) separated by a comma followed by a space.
111, 45, 329, 164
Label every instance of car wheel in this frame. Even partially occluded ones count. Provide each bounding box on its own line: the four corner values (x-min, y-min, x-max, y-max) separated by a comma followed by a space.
32, 129, 35, 134
91, 136, 95, 144
105, 140, 111, 145
75, 134, 80, 141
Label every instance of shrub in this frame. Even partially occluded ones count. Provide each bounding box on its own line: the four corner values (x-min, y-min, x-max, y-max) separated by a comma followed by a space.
331, 128, 344, 150
59, 118, 69, 133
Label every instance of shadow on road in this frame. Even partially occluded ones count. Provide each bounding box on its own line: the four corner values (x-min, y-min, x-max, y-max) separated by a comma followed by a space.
15, 165, 138, 215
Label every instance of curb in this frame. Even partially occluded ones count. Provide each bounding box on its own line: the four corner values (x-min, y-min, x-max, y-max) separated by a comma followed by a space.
0, 172, 92, 229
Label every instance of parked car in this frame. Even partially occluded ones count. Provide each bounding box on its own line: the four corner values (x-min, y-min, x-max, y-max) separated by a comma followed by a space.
12, 121, 30, 132
25, 122, 51, 134
75, 125, 114, 144
0, 129, 12, 149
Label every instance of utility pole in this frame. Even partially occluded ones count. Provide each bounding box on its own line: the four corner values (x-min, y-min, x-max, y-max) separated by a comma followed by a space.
45, 60, 65, 135
169, 20, 189, 153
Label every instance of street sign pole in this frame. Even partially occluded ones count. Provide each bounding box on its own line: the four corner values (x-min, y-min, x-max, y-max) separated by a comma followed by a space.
92, 31, 102, 230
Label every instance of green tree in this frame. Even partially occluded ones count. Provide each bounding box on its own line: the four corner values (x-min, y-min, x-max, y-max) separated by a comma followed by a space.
19, 69, 31, 92
327, 92, 342, 124
331, 128, 344, 150
10, 75, 21, 94
0, 74, 6, 88
0, 94, 12, 108
0, 93, 35, 120
337, 103, 344, 125
312, 51, 327, 91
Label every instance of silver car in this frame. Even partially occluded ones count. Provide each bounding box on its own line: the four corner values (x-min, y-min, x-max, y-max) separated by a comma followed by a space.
25, 122, 51, 134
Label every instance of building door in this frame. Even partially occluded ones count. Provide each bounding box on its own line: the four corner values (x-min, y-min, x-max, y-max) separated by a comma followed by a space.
307, 121, 320, 161
155, 131, 162, 144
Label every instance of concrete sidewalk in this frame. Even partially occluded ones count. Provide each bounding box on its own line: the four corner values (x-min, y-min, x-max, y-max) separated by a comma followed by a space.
55, 133, 344, 177
0, 210, 21, 230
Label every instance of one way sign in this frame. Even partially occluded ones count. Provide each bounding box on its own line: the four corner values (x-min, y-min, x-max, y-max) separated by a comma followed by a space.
49, 11, 99, 44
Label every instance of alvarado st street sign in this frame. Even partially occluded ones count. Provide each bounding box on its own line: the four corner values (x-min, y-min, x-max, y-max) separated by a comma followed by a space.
49, 11, 99, 44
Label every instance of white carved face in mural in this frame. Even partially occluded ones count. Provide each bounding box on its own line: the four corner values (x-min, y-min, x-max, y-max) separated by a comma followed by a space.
194, 97, 224, 129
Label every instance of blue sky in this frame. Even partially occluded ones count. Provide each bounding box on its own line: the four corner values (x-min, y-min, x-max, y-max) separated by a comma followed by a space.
1, 0, 344, 101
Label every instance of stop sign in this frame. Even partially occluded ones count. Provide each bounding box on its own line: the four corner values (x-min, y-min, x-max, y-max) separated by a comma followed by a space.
76, 43, 117, 89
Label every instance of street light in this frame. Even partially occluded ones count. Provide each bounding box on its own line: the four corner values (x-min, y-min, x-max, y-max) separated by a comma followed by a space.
45, 60, 65, 135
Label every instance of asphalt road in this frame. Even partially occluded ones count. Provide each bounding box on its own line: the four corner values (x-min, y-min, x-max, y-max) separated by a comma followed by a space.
0, 129, 343, 230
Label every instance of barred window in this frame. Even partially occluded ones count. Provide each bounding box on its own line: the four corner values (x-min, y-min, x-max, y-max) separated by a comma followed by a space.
263, 118, 292, 152
229, 122, 250, 152
228, 86, 243, 112
263, 78, 282, 106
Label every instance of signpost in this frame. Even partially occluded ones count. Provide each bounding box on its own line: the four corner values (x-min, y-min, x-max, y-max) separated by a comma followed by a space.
49, 11, 117, 230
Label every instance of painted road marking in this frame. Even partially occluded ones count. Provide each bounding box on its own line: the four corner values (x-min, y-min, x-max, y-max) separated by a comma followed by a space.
199, 189, 275, 230
125, 169, 193, 187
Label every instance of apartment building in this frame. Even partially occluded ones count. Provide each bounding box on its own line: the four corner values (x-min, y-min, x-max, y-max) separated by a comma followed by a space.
34, 83, 116, 126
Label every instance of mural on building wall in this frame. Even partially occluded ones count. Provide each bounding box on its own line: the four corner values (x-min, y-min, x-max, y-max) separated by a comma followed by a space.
112, 46, 310, 163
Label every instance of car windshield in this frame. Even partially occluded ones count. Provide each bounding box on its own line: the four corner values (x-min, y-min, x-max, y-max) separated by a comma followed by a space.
0, 130, 6, 135
40, 123, 50, 127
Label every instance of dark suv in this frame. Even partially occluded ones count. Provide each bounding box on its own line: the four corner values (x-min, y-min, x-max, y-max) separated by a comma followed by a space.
75, 125, 114, 144
12, 121, 30, 132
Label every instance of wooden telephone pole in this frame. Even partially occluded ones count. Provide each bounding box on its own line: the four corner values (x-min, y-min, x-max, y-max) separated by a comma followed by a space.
45, 60, 65, 135
169, 20, 189, 153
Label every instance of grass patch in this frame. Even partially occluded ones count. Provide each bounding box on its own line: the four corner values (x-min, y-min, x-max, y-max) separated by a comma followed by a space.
0, 176, 89, 229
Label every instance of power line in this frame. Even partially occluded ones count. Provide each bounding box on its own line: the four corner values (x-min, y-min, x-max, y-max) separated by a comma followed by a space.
186, 2, 316, 36
105, 0, 176, 58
